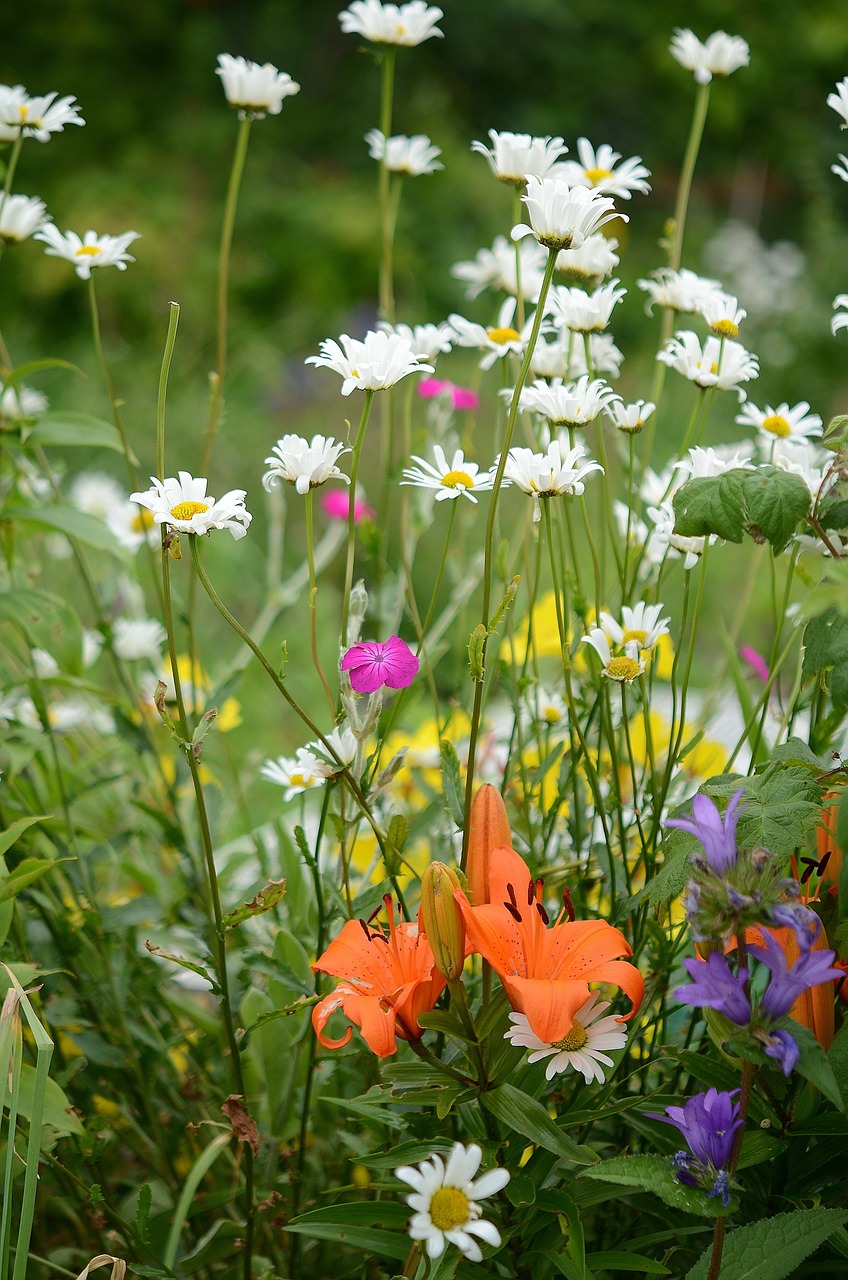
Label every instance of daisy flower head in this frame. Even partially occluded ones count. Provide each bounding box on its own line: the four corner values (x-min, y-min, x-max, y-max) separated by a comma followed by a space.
549, 279, 626, 333
828, 77, 848, 129
515, 375, 620, 427
365, 129, 442, 175
637, 267, 722, 315
599, 602, 671, 654
0, 194, 50, 244
582, 628, 647, 683
506, 991, 627, 1083
697, 290, 747, 339
341, 635, 419, 693
215, 55, 299, 118
673, 445, 753, 481
569, 332, 625, 380
34, 225, 140, 280
106, 499, 159, 551
501, 439, 603, 521
770, 438, 833, 499
0, 85, 85, 142
130, 472, 252, 540
112, 617, 167, 664
1, 383, 48, 421
832, 154, 848, 184
306, 330, 432, 394
513, 175, 624, 252
657, 330, 759, 401
669, 29, 750, 84
606, 399, 655, 434
263, 434, 350, 495
832, 294, 848, 335
551, 138, 651, 200
338, 0, 444, 45
647, 499, 711, 571
447, 297, 535, 371
452, 235, 546, 301
379, 321, 452, 361
555, 233, 619, 286
402, 445, 493, 503
395, 1142, 509, 1263
470, 130, 568, 186
261, 749, 329, 801
735, 401, 821, 443
529, 333, 572, 380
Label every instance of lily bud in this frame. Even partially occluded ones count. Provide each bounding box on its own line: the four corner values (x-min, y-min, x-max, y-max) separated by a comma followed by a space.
420, 862, 466, 981
817, 790, 844, 892
466, 784, 513, 906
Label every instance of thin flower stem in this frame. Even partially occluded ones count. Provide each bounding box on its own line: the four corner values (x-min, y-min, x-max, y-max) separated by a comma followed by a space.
87, 275, 138, 492
156, 302, 181, 480
305, 488, 337, 717
378, 48, 397, 322
622, 433, 636, 603
200, 114, 253, 475
461, 248, 559, 871
513, 187, 525, 329
341, 390, 375, 646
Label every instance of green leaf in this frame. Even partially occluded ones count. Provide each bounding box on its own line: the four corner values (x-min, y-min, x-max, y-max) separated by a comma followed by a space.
684, 1207, 848, 1280
144, 941, 213, 987
1, 358, 82, 392
221, 878, 286, 930
673, 467, 811, 555
828, 1021, 848, 1112
803, 608, 848, 714
26, 411, 138, 461
580, 1154, 736, 1218
789, 1020, 845, 1111
480, 1083, 597, 1164
0, 1063, 85, 1137
2, 504, 128, 559
586, 1251, 670, 1275
0, 589, 84, 674
0, 857, 69, 903
0, 816, 48, 860
134, 1182, 152, 1244
440, 739, 465, 829
286, 1201, 411, 1262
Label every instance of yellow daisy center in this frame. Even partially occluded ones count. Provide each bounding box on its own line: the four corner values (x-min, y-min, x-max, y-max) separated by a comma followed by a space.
18, 105, 30, 122
711, 319, 739, 339
395, 22, 406, 34
605, 655, 643, 682
75, 245, 103, 257
543, 705, 562, 724
708, 360, 720, 375
429, 1187, 470, 1232
170, 500, 210, 521
289, 771, 311, 788
762, 414, 791, 438
442, 469, 474, 489
132, 509, 155, 533
553, 1019, 588, 1051
584, 166, 614, 184
621, 628, 648, 647
487, 326, 521, 345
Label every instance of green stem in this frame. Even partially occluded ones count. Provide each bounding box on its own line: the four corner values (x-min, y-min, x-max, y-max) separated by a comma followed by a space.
200, 114, 252, 475
341, 390, 375, 646
87, 275, 138, 491
305, 487, 337, 716
377, 49, 397, 322
156, 302, 181, 480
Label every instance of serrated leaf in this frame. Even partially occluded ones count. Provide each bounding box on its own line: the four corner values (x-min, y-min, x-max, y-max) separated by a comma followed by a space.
440, 739, 464, 829
27, 412, 138, 461
673, 469, 746, 543
673, 467, 810, 555
684, 1206, 848, 1280
480, 1082, 596, 1164
803, 608, 848, 713
580, 1154, 735, 1218
221, 878, 286, 930
828, 1021, 848, 1111
3, 504, 128, 559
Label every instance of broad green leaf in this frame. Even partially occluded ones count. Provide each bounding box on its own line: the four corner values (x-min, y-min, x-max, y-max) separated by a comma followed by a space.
586, 1251, 670, 1275
673, 467, 810, 555
580, 1154, 736, 1218
2, 505, 128, 559
440, 739, 464, 829
828, 1021, 848, 1112
803, 608, 848, 714
0, 858, 69, 904
0, 1063, 84, 1137
221, 878, 286, 930
684, 1206, 848, 1279
0, 589, 83, 675
0, 817, 47, 860
0, 358, 82, 393
480, 1083, 597, 1164
26, 412, 137, 461
789, 1020, 844, 1111
286, 1201, 411, 1262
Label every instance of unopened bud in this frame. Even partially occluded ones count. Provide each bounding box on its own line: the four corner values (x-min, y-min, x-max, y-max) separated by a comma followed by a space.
347, 580, 368, 644
465, 784, 513, 906
420, 862, 467, 981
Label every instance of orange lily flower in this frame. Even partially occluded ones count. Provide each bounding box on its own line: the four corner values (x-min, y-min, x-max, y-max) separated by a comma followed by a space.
816, 790, 844, 892
465, 783, 513, 906
312, 896, 447, 1058
456, 844, 644, 1044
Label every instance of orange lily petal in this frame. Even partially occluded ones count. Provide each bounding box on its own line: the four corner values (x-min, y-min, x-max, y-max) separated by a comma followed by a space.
503, 975, 592, 1043
575, 959, 645, 1020
455, 896, 527, 977
312, 989, 355, 1051
341, 991, 400, 1057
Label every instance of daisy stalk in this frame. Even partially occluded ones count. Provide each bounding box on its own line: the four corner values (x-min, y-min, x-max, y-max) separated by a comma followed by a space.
304, 487, 337, 716
341, 389, 375, 646
200, 114, 252, 475
378, 47, 397, 322
461, 245, 559, 870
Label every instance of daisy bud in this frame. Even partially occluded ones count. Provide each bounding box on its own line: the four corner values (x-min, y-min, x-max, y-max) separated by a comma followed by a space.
466, 784, 513, 906
420, 862, 467, 981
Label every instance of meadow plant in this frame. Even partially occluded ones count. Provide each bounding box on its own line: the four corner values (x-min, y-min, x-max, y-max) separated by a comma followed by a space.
4, 12, 848, 1280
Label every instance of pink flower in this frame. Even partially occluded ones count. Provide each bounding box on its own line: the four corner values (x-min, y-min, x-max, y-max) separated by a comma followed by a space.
417, 377, 480, 412
740, 645, 769, 683
321, 489, 375, 523
340, 635, 420, 693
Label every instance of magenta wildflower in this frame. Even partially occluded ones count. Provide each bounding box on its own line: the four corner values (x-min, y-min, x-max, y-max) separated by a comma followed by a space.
321, 490, 375, 523
341, 635, 420, 693
417, 377, 480, 412
740, 645, 769, 683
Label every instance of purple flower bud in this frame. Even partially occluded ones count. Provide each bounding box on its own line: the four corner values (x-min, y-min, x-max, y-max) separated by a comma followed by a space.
764, 1028, 800, 1076
666, 789, 744, 875
675, 951, 752, 1025
765, 902, 821, 952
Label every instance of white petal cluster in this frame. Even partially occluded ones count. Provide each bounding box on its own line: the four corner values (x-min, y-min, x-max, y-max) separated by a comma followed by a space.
470, 130, 568, 186
515, 375, 620, 426
262, 727, 358, 800
447, 298, 536, 370
605, 399, 655, 433
770, 438, 835, 499
832, 294, 848, 335
549, 279, 626, 333
263, 434, 351, 495
452, 235, 546, 301
395, 1142, 509, 1263
0, 194, 50, 243
306, 330, 432, 394
402, 445, 493, 503
130, 472, 252, 540
657, 330, 759, 401
582, 628, 647, 683
112, 618, 167, 663
646, 500, 712, 570
697, 290, 746, 339
599, 602, 671, 653
506, 993, 627, 1082
637, 267, 722, 314
502, 440, 603, 521
551, 137, 651, 200
555, 233, 619, 285
379, 320, 452, 361
338, 0, 444, 45
735, 401, 822, 442
215, 54, 300, 118
513, 175, 624, 252
365, 128, 442, 175
0, 383, 48, 420
673, 445, 753, 482
34, 225, 140, 279
828, 77, 848, 129
0, 83, 85, 142
669, 28, 750, 84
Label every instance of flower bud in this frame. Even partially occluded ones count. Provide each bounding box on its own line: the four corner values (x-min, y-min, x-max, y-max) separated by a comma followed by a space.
420, 862, 466, 981
817, 790, 844, 892
466, 784, 513, 906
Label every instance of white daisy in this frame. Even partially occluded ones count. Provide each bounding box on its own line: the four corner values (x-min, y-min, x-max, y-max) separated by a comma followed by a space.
506, 992, 627, 1082
307, 725, 359, 773
501, 440, 603, 522
215, 54, 300, 118
697, 290, 747, 339
113, 618, 167, 663
365, 128, 442, 175
35, 225, 140, 279
0, 84, 85, 143
551, 138, 651, 200
448, 297, 539, 371
402, 445, 493, 503
669, 29, 750, 85
770, 438, 834, 499
672, 444, 754, 480
70, 472, 127, 518
513, 175, 624, 252
581, 629, 647, 683
513, 375, 620, 426
451, 235, 546, 301
637, 267, 722, 315
0, 194, 50, 243
605, 399, 655, 433
0, 384, 48, 420
338, 0, 444, 46
470, 129, 567, 186
529, 333, 573, 380
832, 154, 848, 184
735, 401, 822, 442
657, 330, 759, 401
597, 602, 670, 653
378, 321, 452, 361
646, 499, 712, 571
106, 499, 160, 551
554, 233, 619, 285
549, 279, 626, 333
263, 434, 350, 495
260, 750, 329, 801
828, 77, 848, 129
82, 629, 104, 668
306, 330, 432, 394
569, 332, 625, 379
530, 687, 568, 729
130, 472, 252, 540
394, 1142, 509, 1263
833, 294, 848, 335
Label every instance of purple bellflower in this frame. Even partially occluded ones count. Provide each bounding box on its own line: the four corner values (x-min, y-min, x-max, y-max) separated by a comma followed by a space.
752, 930, 842, 1021
666, 790, 744, 875
675, 951, 752, 1025
647, 1088, 742, 1206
